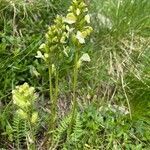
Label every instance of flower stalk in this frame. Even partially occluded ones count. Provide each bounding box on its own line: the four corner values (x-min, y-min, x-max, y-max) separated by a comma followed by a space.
69, 46, 79, 135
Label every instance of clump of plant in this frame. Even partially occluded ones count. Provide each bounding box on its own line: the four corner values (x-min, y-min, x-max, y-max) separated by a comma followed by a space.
36, 0, 93, 140
64, 0, 93, 133
12, 82, 38, 150
36, 15, 69, 138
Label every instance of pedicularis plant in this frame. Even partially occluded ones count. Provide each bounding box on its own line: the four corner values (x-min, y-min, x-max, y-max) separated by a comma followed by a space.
11, 0, 93, 146
36, 15, 68, 134
64, 0, 93, 135
36, 0, 93, 139
12, 83, 38, 150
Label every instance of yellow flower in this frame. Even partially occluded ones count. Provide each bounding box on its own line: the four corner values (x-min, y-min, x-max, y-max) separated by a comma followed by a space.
35, 51, 44, 60
60, 36, 66, 43
44, 53, 49, 59
68, 6, 73, 12
73, 0, 78, 4
76, 31, 85, 44
80, 53, 91, 62
39, 43, 45, 49
85, 14, 91, 23
82, 26, 93, 37
76, 8, 81, 16
80, 2, 87, 7
65, 13, 77, 24
77, 53, 91, 68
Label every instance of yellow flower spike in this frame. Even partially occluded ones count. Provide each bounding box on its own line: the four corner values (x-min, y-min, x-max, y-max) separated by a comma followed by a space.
12, 83, 37, 109
65, 13, 77, 24
85, 14, 91, 24
76, 31, 85, 44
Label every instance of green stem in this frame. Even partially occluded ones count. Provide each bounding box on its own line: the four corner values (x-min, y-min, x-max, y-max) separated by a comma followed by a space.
48, 55, 54, 137
68, 48, 79, 135
48, 59, 59, 144
51, 71, 59, 131
54, 71, 59, 124
49, 66, 53, 110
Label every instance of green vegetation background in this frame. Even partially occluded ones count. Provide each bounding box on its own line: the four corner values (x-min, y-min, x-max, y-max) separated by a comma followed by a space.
0, 0, 150, 149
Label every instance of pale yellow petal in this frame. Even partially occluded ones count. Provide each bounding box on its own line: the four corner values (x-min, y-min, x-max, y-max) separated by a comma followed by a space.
85, 14, 90, 24
65, 13, 77, 24
76, 31, 85, 44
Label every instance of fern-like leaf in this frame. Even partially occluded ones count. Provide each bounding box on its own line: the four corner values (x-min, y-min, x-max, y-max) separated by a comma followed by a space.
12, 114, 28, 149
